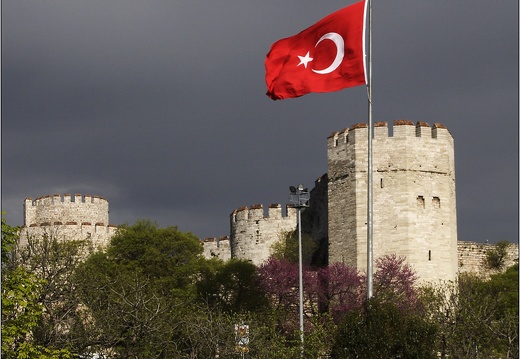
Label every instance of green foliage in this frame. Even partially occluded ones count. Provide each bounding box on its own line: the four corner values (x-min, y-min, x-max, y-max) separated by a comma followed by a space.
1, 217, 76, 358
107, 219, 203, 293
5, 215, 517, 358
270, 230, 318, 264
488, 263, 519, 316
17, 232, 93, 352
75, 252, 169, 356
485, 240, 511, 270
421, 265, 519, 358
74, 220, 209, 357
197, 258, 269, 313
331, 298, 437, 359
457, 270, 518, 357
2, 266, 45, 358
1, 215, 18, 265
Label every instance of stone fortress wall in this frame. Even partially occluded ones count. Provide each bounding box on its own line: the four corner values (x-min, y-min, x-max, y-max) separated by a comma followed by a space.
17, 192, 518, 278
21, 194, 117, 248
19, 118, 519, 280
202, 236, 231, 261
458, 241, 518, 277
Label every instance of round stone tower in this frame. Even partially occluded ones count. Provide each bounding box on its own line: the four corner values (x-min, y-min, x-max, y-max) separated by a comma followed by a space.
20, 194, 117, 248
327, 120, 458, 283
230, 204, 297, 265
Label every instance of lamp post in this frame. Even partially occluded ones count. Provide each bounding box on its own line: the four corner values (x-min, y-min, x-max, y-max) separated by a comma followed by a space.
289, 184, 310, 355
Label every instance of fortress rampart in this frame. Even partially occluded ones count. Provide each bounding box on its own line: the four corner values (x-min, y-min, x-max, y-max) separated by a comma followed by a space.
21, 194, 117, 248
327, 121, 458, 283
458, 241, 519, 277
230, 204, 297, 265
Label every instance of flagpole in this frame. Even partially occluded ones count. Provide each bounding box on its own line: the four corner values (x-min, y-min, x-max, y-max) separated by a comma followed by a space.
366, 0, 374, 300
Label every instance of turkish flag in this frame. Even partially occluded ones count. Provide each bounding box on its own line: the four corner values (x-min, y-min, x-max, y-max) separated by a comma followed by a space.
265, 0, 366, 100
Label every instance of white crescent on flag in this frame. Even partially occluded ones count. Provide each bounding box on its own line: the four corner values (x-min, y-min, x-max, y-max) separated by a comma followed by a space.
312, 32, 344, 74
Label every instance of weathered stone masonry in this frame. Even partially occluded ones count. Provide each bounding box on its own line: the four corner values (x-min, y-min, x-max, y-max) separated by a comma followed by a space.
21, 194, 117, 248
202, 236, 231, 261
327, 121, 458, 283
458, 241, 518, 277
230, 204, 296, 265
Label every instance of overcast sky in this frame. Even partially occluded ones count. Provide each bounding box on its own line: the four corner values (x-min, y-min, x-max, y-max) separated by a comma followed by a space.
2, 0, 518, 244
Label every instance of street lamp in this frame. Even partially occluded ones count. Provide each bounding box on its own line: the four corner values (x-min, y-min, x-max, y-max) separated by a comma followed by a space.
288, 184, 309, 355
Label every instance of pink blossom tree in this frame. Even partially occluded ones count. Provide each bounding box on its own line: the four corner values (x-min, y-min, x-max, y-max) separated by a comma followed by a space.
257, 258, 321, 333
372, 254, 420, 310
257, 254, 421, 331
317, 262, 364, 322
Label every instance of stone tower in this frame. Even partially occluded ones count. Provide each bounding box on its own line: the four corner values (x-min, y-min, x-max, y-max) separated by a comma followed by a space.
230, 204, 297, 265
20, 194, 117, 248
327, 121, 458, 283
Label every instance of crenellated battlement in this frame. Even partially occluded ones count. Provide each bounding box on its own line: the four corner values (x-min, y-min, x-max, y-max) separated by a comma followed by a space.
328, 120, 455, 182
21, 193, 117, 248
27, 193, 108, 207
328, 120, 452, 149
24, 193, 111, 227
230, 204, 296, 223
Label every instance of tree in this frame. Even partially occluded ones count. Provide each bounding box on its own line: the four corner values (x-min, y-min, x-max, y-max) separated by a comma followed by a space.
74, 220, 207, 357
15, 228, 93, 352
257, 258, 322, 330
316, 254, 420, 323
317, 262, 364, 322
270, 230, 318, 265
106, 219, 203, 294
456, 266, 518, 358
76, 253, 183, 358
196, 258, 269, 314
421, 264, 519, 358
331, 297, 437, 359
485, 240, 511, 270
1, 214, 17, 265
373, 254, 420, 310
1, 216, 75, 358
329, 255, 438, 358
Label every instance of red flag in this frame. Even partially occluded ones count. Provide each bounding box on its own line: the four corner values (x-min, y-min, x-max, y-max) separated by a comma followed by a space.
265, 0, 366, 100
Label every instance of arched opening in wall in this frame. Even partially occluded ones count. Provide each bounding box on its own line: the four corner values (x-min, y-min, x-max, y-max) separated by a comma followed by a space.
380, 178, 383, 188
428, 250, 431, 261
433, 197, 440, 208
417, 196, 425, 209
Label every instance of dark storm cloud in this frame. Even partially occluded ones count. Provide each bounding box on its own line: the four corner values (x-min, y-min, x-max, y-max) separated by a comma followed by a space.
2, 0, 518, 243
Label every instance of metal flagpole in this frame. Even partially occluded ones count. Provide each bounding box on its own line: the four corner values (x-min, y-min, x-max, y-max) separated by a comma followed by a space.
366, 0, 374, 300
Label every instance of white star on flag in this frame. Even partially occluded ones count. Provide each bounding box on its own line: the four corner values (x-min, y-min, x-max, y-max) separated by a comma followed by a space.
297, 52, 313, 68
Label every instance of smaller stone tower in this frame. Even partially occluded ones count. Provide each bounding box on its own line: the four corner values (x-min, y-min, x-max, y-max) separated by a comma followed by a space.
230, 204, 297, 265
21, 194, 117, 248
